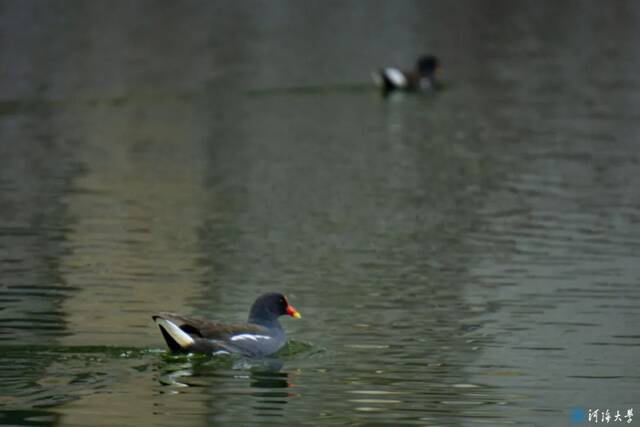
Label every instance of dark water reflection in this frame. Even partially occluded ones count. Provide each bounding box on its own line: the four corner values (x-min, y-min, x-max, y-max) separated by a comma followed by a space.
1, 1, 640, 426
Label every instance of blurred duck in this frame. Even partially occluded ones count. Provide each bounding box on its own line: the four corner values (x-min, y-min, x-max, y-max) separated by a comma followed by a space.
372, 55, 440, 93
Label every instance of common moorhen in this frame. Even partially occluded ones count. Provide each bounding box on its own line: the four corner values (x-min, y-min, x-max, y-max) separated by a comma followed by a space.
152, 292, 301, 357
372, 54, 440, 93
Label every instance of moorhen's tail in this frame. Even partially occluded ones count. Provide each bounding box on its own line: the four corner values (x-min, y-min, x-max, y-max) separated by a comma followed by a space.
372, 68, 407, 93
152, 315, 195, 352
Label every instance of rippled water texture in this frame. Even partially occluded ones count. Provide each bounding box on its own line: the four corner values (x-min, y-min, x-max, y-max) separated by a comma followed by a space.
1, 1, 639, 426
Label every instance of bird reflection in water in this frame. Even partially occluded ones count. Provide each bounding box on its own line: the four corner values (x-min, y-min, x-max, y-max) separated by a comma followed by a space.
157, 356, 297, 398
248, 365, 297, 417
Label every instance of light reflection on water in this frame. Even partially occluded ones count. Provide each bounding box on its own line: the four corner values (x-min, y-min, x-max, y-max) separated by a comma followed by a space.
1, 1, 640, 426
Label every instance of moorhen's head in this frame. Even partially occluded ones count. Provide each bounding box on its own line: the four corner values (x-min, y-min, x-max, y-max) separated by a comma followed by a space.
248, 292, 301, 324
416, 55, 440, 77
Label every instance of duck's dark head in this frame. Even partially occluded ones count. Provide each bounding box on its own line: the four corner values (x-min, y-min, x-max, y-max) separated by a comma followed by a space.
416, 55, 440, 77
248, 292, 301, 324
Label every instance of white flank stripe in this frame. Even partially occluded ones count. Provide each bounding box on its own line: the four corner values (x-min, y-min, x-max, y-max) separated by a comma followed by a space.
384, 68, 407, 87
230, 334, 271, 342
156, 319, 195, 347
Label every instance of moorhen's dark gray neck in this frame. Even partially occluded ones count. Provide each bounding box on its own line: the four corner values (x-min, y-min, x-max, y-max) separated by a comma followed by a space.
248, 305, 282, 330
250, 317, 284, 334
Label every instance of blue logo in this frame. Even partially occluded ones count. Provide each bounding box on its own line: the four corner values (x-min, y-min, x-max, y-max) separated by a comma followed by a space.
572, 408, 586, 423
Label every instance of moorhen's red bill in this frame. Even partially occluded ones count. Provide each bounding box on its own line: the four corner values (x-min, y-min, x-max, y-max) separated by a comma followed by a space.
152, 292, 301, 357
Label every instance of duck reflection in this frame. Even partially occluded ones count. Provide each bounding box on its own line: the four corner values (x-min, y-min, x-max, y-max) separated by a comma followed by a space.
158, 363, 194, 388
157, 354, 296, 401
247, 366, 297, 418
157, 354, 297, 423
249, 368, 291, 390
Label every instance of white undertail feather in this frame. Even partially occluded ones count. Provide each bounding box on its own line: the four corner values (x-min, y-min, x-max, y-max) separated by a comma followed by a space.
155, 318, 195, 348
384, 68, 407, 87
